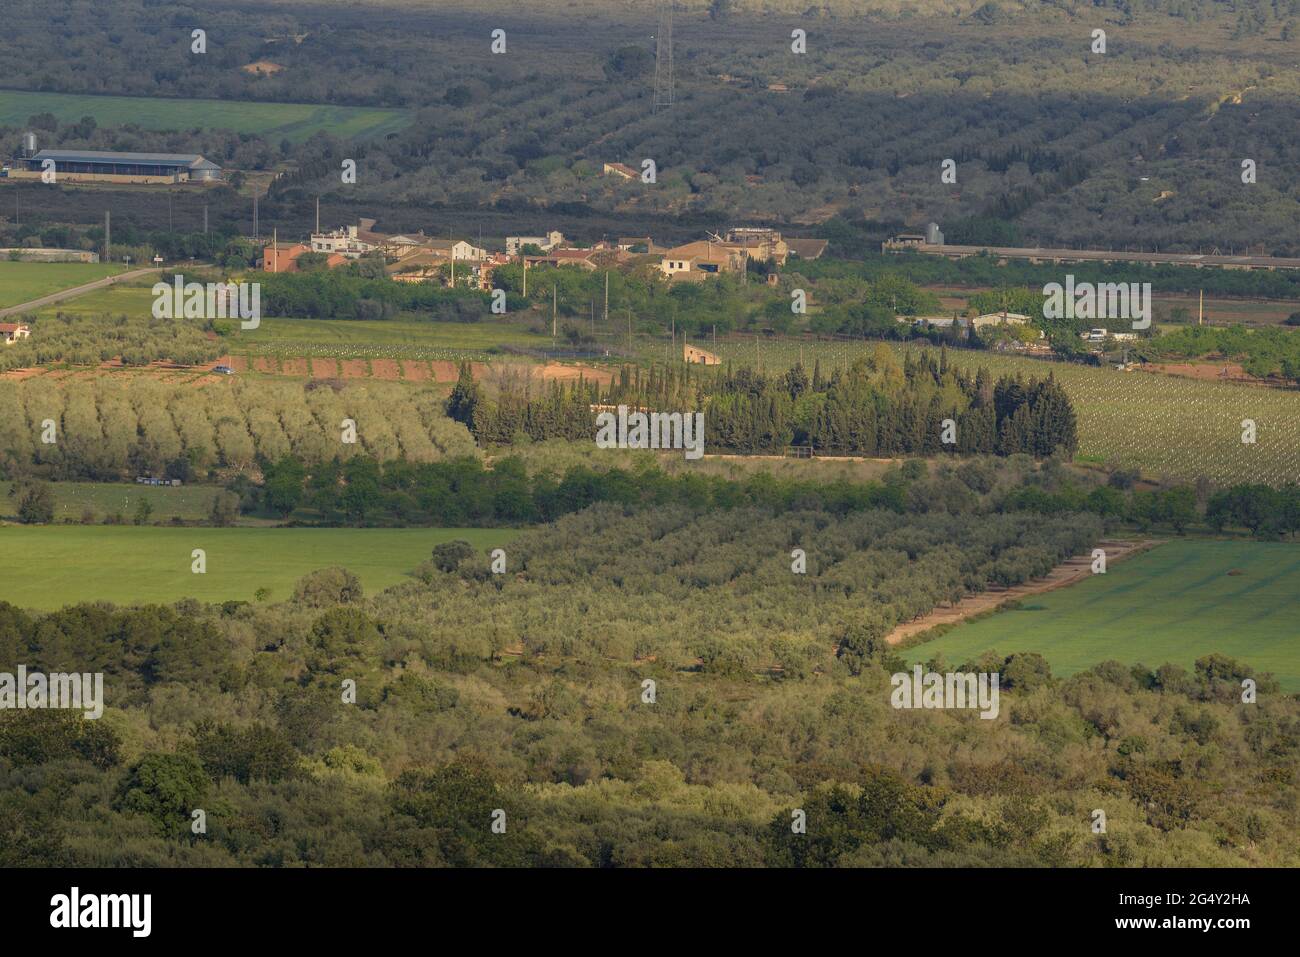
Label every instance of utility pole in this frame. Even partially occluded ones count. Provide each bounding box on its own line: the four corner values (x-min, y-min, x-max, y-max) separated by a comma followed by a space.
203, 204, 208, 236
272, 228, 277, 273
522, 257, 527, 297
315, 196, 320, 235
104, 210, 110, 262
552, 283, 557, 339
167, 190, 173, 233
253, 195, 259, 242
603, 270, 609, 326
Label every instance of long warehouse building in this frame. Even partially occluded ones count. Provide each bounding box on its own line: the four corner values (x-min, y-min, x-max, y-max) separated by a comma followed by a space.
5, 149, 222, 184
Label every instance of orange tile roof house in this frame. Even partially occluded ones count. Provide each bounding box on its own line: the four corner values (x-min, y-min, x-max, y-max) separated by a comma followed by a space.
262, 242, 345, 272
603, 162, 640, 181
0, 322, 32, 344
659, 240, 748, 280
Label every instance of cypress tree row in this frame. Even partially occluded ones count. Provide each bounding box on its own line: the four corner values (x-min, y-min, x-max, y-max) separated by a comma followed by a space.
464, 350, 1079, 460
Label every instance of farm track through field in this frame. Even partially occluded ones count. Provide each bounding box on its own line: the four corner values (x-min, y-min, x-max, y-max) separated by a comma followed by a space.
1, 354, 615, 387
886, 539, 1161, 646
0, 265, 164, 319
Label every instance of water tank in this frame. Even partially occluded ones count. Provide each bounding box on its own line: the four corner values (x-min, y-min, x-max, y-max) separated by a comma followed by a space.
21, 132, 36, 157
925, 222, 944, 245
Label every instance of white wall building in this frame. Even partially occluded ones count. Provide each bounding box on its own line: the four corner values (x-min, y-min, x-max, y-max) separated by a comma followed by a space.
506, 231, 565, 256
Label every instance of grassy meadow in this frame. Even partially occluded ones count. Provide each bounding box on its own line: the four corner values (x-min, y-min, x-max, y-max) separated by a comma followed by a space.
228, 315, 550, 361
905, 539, 1300, 691
0, 525, 516, 609
0, 260, 128, 308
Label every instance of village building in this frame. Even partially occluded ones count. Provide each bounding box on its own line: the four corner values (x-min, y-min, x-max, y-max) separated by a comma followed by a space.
506, 232, 565, 256
310, 219, 427, 259
261, 242, 346, 272
725, 227, 789, 265
422, 238, 488, 261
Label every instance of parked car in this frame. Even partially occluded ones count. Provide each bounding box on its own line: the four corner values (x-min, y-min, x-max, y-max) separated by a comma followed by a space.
212, 365, 234, 375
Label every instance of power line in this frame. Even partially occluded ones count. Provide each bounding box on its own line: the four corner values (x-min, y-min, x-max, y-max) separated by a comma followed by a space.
653, 0, 674, 112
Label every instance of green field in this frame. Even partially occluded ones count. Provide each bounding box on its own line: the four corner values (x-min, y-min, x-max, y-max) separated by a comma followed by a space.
905, 539, 1300, 690
230, 316, 551, 361
0, 526, 516, 609
0, 260, 127, 308
0, 89, 409, 142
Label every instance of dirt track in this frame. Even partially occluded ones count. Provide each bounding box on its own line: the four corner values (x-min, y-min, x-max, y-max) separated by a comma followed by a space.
0, 265, 167, 319
885, 538, 1161, 645
2, 354, 616, 386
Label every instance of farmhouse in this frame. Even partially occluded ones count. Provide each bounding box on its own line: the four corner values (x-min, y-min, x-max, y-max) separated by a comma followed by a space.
262, 242, 345, 272
0, 322, 32, 344
683, 343, 721, 365
659, 241, 748, 280
971, 312, 1030, 329
725, 227, 789, 265
11, 149, 222, 184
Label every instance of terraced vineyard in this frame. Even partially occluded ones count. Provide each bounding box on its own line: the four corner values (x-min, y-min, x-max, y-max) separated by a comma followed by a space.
702, 338, 1300, 486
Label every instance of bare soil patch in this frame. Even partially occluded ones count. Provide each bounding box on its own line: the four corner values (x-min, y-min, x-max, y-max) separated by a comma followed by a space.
0, 367, 45, 380
401, 359, 432, 381
430, 361, 458, 382
1137, 361, 1286, 388
371, 358, 402, 380
538, 362, 614, 385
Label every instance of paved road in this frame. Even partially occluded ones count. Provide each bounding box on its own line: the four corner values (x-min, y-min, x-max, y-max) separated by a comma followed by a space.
0, 265, 166, 319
